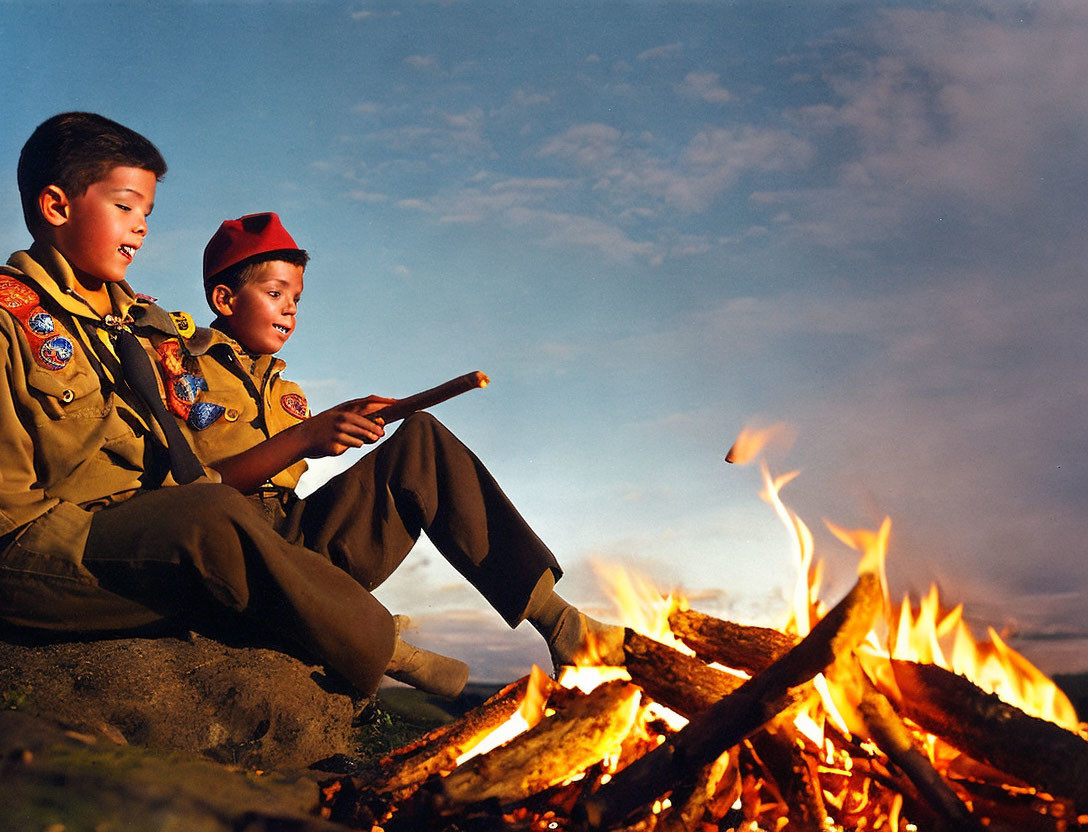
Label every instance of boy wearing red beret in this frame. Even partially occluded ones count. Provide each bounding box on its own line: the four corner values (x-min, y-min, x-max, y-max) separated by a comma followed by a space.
0, 114, 613, 702
159, 212, 624, 696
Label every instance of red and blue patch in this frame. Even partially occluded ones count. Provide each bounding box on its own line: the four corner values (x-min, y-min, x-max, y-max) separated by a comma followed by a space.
280, 392, 308, 420
0, 278, 76, 371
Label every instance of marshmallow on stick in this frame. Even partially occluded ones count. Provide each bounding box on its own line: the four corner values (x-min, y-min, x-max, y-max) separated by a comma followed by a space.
363, 371, 490, 424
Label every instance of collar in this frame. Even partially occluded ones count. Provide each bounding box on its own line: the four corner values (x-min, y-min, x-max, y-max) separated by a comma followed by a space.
8, 243, 141, 321
206, 322, 286, 376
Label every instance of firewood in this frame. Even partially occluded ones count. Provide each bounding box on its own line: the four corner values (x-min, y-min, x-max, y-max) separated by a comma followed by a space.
654, 748, 739, 832
434, 679, 641, 807
623, 630, 746, 716
372, 673, 554, 796
576, 571, 884, 831
747, 726, 829, 831
669, 607, 799, 673
891, 659, 1088, 812
827, 657, 983, 831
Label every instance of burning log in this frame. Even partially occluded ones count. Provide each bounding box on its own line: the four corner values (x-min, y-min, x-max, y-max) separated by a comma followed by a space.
434, 679, 641, 808
374, 672, 555, 797
576, 571, 884, 830
654, 748, 740, 832
892, 659, 1088, 812
828, 657, 983, 831
669, 607, 798, 673
622, 630, 746, 716
747, 727, 829, 831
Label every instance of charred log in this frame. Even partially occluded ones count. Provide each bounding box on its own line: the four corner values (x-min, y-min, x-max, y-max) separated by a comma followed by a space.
892, 659, 1088, 812
623, 630, 746, 717
576, 572, 884, 831
434, 679, 641, 808
669, 607, 798, 673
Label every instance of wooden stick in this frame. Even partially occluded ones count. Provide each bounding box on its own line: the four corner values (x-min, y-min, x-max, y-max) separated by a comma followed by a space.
364, 371, 489, 424
623, 630, 746, 717
576, 572, 884, 831
435, 680, 641, 807
669, 607, 798, 674
892, 659, 1088, 812
828, 657, 983, 831
373, 673, 552, 796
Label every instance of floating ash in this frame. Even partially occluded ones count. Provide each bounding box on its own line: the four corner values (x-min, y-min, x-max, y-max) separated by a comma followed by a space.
321, 430, 1088, 832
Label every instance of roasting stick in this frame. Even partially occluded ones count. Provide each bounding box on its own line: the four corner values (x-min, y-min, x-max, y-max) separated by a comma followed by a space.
356, 371, 490, 424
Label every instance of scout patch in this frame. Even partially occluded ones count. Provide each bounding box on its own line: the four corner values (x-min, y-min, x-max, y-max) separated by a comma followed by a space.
155, 338, 225, 429
39, 335, 74, 370
169, 310, 196, 339
280, 392, 308, 420
0, 277, 76, 370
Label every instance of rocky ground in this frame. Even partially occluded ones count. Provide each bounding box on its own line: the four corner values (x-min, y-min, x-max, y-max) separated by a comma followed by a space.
0, 626, 490, 831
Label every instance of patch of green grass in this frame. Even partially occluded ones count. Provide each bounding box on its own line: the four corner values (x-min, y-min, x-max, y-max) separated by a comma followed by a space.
1, 685, 31, 710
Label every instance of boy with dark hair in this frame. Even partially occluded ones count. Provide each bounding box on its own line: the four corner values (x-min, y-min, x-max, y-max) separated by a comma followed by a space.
157, 212, 625, 696
0, 113, 621, 702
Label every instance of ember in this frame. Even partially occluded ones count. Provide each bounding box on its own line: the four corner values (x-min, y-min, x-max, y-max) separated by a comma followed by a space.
322, 429, 1088, 832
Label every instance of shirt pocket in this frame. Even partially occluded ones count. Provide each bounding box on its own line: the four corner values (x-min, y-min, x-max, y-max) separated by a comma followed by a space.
25, 359, 110, 421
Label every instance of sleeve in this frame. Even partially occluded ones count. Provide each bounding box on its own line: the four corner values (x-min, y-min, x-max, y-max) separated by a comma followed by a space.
0, 321, 93, 564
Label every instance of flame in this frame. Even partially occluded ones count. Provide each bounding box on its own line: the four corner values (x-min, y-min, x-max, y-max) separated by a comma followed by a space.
433, 427, 1083, 832
455, 665, 551, 765
725, 422, 792, 465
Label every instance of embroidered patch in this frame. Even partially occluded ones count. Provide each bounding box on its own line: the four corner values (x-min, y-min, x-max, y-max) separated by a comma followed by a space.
27, 310, 55, 336
156, 337, 216, 423
280, 392, 308, 419
0, 277, 40, 310
170, 310, 196, 339
0, 278, 80, 371
188, 401, 225, 431
172, 373, 208, 406
39, 335, 74, 370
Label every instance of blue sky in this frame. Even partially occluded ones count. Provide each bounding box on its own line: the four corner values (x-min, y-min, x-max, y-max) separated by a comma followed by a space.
4, 0, 1088, 680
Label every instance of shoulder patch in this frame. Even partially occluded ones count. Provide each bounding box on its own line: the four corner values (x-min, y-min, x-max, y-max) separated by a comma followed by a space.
169, 310, 196, 339
0, 277, 77, 371
155, 337, 221, 429
280, 392, 309, 420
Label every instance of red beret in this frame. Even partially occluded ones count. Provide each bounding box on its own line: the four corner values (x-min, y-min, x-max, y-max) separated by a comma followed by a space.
203, 212, 302, 286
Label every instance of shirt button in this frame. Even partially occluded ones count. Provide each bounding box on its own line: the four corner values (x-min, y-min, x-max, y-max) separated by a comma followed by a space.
61, 390, 75, 403
225, 408, 240, 422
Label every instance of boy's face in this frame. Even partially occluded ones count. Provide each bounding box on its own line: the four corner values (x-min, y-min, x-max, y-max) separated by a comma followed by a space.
47, 166, 157, 289
215, 261, 304, 355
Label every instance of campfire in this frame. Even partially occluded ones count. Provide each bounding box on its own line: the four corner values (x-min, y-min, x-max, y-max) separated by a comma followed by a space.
321, 428, 1088, 831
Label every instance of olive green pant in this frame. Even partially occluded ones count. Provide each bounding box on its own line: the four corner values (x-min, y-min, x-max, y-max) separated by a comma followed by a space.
0, 413, 560, 694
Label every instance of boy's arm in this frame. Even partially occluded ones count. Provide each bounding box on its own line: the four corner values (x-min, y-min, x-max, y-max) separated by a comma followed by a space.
212, 397, 394, 494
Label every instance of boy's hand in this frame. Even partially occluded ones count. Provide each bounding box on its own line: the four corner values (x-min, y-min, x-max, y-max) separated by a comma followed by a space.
301, 396, 396, 457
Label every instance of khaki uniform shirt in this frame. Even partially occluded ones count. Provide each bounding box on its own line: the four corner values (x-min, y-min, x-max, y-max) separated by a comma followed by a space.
167, 327, 309, 491
0, 244, 214, 568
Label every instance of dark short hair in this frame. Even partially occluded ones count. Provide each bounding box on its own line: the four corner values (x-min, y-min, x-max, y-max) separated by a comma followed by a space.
17, 112, 167, 233
206, 250, 311, 312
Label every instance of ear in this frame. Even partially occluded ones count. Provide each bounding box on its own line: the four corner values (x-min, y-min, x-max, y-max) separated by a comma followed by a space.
210, 284, 236, 317
38, 185, 71, 228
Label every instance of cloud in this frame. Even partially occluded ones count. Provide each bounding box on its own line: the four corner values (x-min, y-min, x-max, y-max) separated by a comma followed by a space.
538, 123, 622, 167
679, 71, 733, 104
637, 42, 683, 61
404, 54, 440, 72
770, 5, 1088, 252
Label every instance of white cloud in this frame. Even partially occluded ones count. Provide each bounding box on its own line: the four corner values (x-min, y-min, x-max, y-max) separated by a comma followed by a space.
772, 5, 1088, 249
679, 71, 733, 104
637, 42, 683, 61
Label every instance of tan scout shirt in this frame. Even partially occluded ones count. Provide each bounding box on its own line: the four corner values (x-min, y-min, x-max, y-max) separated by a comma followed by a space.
171, 327, 309, 491
0, 244, 213, 566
